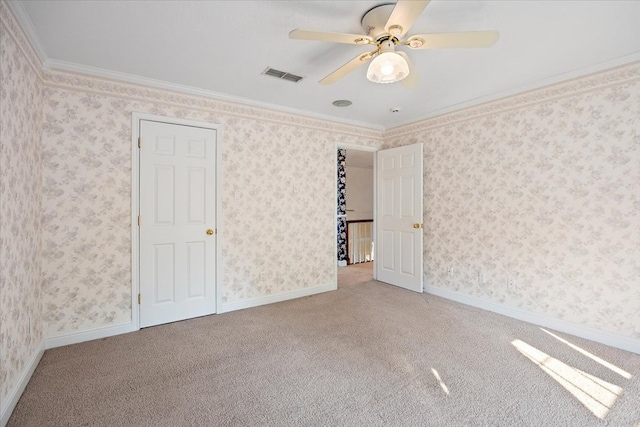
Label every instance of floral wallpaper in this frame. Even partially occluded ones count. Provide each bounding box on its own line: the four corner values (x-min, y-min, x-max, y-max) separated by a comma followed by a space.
0, 1, 43, 410
337, 149, 347, 263
2, 0, 640, 397
385, 63, 640, 339
40, 71, 383, 335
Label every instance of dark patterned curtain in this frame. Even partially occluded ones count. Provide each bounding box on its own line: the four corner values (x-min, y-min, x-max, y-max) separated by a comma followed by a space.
337, 149, 347, 263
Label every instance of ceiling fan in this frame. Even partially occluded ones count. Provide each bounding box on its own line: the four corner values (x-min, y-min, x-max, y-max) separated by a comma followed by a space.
289, 0, 499, 87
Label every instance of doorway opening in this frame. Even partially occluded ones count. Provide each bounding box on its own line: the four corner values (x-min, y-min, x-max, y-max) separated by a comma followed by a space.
337, 146, 376, 289
336, 142, 424, 293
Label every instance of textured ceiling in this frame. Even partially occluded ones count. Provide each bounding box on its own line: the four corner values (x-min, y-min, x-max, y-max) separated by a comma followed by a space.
13, 0, 640, 129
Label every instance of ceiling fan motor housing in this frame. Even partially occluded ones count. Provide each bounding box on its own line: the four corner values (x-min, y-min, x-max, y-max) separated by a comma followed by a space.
378, 38, 398, 54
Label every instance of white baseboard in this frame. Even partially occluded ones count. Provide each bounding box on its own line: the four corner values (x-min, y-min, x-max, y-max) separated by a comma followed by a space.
1, 340, 44, 427
45, 322, 136, 350
45, 283, 338, 347
219, 283, 336, 314
424, 285, 640, 355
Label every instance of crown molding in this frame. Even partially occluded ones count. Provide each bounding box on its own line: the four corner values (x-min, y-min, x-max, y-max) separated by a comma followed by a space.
37, 54, 640, 138
37, 55, 640, 142
1, 0, 45, 78
384, 57, 640, 139
42, 59, 385, 138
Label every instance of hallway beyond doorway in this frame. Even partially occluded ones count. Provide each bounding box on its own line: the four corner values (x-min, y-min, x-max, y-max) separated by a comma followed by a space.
337, 262, 373, 288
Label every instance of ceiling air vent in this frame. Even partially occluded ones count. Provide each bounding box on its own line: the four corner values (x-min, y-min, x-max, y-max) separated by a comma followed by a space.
262, 67, 303, 83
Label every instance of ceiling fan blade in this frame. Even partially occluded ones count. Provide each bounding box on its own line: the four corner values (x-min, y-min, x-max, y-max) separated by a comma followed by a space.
385, 0, 431, 38
319, 51, 376, 85
397, 51, 420, 89
407, 31, 500, 49
289, 29, 373, 45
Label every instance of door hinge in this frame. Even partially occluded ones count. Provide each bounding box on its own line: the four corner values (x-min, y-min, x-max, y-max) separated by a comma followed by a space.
137, 215, 141, 226
138, 137, 141, 148
138, 294, 141, 305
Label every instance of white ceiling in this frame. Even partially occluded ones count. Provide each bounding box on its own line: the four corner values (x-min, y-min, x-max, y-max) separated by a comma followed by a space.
13, 0, 640, 130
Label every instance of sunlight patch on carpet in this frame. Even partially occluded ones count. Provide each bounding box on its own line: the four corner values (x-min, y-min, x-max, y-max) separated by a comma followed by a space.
431, 368, 450, 395
512, 339, 622, 419
539, 328, 632, 379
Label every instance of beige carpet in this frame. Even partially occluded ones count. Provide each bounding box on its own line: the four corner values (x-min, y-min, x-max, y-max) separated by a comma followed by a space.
338, 261, 375, 287
9, 266, 640, 426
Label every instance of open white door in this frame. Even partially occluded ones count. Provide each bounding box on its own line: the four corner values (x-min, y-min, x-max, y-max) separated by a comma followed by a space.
139, 120, 217, 327
375, 143, 423, 292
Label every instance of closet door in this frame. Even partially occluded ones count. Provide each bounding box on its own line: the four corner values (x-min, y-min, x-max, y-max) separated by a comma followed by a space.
139, 120, 217, 327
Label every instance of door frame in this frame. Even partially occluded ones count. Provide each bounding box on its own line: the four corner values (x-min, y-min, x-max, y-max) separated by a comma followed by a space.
335, 143, 379, 284
131, 113, 223, 330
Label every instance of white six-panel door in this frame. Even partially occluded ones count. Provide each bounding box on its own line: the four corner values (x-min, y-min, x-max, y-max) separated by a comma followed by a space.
376, 143, 424, 292
139, 120, 217, 327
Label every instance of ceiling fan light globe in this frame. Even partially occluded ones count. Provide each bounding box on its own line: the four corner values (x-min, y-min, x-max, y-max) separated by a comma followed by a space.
366, 52, 410, 84
381, 62, 395, 76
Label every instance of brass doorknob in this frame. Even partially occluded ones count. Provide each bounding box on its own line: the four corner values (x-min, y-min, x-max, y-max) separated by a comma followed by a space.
206, 229, 215, 235
413, 223, 421, 229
